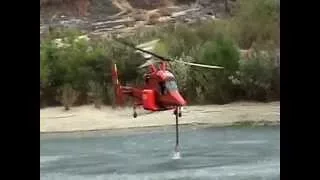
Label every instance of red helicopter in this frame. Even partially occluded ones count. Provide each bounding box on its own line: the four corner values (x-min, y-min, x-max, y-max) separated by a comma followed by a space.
111, 39, 223, 154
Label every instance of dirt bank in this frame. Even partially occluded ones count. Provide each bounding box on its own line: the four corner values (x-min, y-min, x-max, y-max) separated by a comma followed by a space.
40, 101, 280, 133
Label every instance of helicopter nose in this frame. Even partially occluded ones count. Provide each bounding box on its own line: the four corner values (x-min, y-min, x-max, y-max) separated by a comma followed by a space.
170, 91, 187, 106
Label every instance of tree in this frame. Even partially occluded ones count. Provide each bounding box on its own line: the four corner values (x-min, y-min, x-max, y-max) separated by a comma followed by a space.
56, 84, 80, 110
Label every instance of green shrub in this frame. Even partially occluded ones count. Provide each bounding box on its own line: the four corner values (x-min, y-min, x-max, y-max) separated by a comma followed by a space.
169, 54, 193, 98
229, 48, 278, 101
40, 29, 109, 106
153, 24, 202, 58
231, 0, 280, 48
195, 34, 240, 104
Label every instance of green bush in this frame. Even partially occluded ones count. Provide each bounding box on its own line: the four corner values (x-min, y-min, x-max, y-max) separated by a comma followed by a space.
169, 54, 193, 98
231, 0, 280, 48
229, 48, 278, 101
40, 29, 109, 106
153, 24, 203, 58
195, 34, 240, 104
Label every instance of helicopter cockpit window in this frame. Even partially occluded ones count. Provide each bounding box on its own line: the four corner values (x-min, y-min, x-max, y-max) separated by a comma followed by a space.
165, 79, 178, 91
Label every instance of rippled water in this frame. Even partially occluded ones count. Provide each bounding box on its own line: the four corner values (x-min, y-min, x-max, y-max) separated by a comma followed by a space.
40, 126, 280, 180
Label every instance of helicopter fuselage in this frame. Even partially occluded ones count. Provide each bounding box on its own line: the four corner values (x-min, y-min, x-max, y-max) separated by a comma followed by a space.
112, 63, 186, 112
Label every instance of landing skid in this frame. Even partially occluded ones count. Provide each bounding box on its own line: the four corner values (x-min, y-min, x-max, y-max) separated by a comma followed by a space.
133, 105, 178, 118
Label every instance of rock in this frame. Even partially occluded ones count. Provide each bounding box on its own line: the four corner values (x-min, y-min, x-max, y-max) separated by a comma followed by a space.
113, 24, 126, 29
171, 11, 186, 18
158, 16, 172, 23
58, 18, 89, 29
183, 18, 192, 23
147, 12, 161, 25
158, 7, 172, 16
133, 13, 148, 21
200, 16, 207, 21
92, 28, 114, 34
92, 17, 135, 27
135, 21, 146, 27
40, 25, 48, 34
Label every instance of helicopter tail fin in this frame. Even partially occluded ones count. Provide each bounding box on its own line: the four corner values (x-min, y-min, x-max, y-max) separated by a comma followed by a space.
111, 64, 125, 106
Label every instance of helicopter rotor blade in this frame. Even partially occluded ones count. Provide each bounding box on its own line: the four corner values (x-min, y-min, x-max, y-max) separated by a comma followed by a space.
114, 38, 172, 61
138, 59, 161, 68
174, 60, 224, 69
136, 39, 160, 49
135, 39, 160, 59
114, 38, 224, 69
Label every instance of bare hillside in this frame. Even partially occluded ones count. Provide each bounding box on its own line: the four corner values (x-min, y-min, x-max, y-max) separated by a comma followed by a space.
40, 0, 233, 38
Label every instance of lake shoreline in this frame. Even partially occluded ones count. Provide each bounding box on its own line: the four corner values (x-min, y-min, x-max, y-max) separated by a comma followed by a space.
40, 101, 280, 133
40, 122, 280, 135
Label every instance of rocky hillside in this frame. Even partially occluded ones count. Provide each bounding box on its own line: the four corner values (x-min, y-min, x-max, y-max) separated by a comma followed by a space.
40, 0, 234, 39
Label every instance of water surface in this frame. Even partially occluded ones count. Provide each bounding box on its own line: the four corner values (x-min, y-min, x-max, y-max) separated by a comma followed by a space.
40, 126, 280, 180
